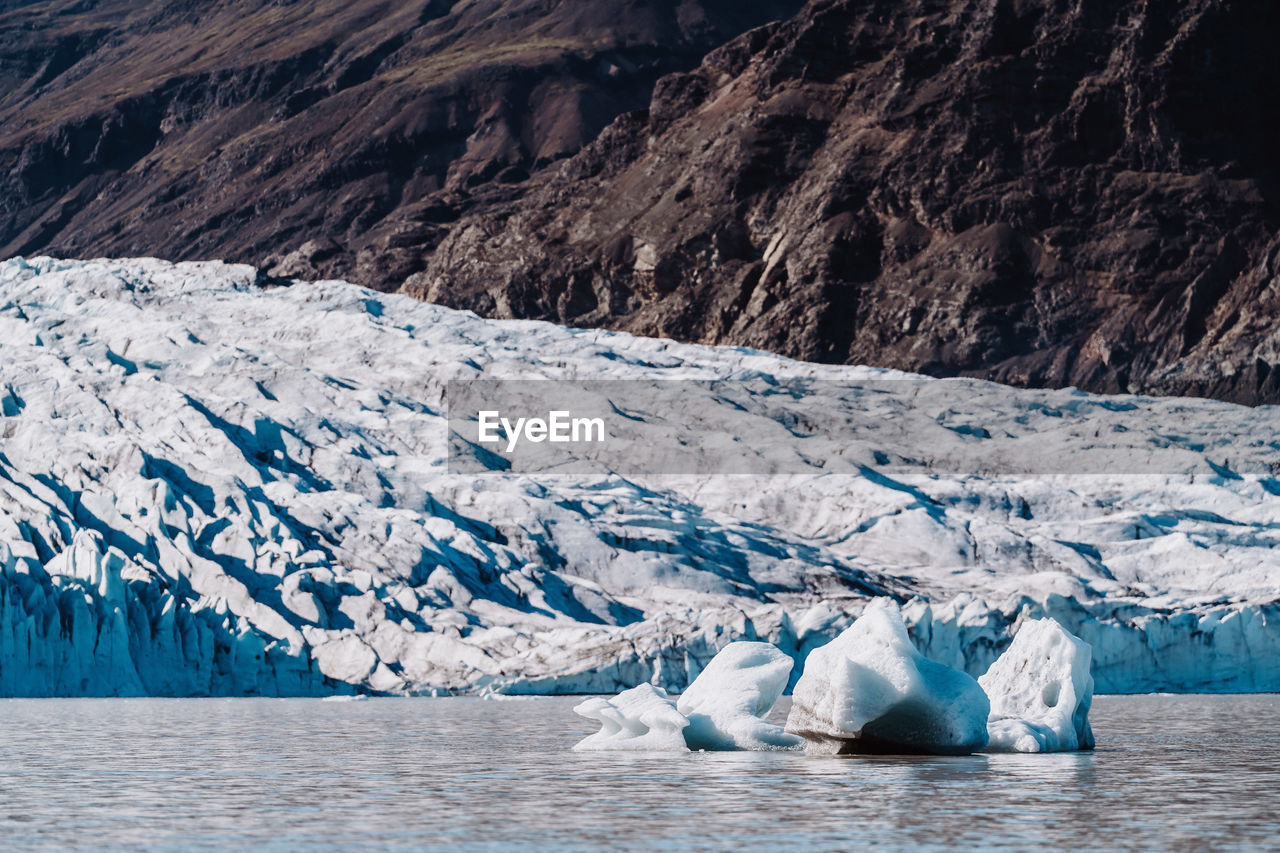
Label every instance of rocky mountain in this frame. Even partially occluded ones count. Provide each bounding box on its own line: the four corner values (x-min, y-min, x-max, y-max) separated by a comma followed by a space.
408, 0, 1280, 404
5, 0, 1280, 403
0, 0, 802, 288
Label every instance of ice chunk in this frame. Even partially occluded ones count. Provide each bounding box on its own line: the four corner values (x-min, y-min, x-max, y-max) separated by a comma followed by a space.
979, 618, 1095, 753
676, 642, 802, 750
572, 684, 690, 751
785, 601, 990, 755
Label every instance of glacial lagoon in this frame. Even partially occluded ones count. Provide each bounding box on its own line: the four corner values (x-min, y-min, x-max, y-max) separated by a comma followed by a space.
0, 695, 1276, 851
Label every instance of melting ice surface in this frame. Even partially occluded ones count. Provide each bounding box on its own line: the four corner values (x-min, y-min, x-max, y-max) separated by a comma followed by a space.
785, 602, 990, 755
981, 618, 1096, 752
1, 256, 1279, 696
676, 641, 800, 751
573, 641, 801, 751
572, 684, 690, 752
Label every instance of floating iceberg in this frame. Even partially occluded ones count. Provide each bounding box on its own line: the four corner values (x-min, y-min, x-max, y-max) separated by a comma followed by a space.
980, 618, 1095, 753
675, 642, 802, 751
572, 684, 690, 752
785, 602, 990, 754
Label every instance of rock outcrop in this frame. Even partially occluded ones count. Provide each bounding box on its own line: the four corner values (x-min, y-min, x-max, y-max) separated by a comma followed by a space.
410, 0, 1280, 403
6, 0, 1280, 402
0, 0, 802, 289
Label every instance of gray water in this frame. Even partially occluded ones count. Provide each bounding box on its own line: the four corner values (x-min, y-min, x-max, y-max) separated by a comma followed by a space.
0, 695, 1277, 851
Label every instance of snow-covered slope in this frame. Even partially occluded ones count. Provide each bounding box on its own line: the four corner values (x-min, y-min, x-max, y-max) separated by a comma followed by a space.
0, 257, 1277, 696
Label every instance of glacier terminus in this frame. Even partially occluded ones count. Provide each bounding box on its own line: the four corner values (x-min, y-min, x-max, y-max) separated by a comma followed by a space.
0, 256, 1277, 697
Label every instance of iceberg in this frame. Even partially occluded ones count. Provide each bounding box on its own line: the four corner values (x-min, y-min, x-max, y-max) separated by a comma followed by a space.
785, 602, 990, 754
572, 684, 690, 752
979, 618, 1096, 753
675, 642, 801, 751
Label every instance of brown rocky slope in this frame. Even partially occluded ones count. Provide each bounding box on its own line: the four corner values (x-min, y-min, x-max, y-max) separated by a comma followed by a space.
0, 0, 803, 288
407, 0, 1280, 403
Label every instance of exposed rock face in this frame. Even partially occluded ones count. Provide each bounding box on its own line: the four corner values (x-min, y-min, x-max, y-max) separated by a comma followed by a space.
410, 0, 1280, 403
0, 0, 803, 289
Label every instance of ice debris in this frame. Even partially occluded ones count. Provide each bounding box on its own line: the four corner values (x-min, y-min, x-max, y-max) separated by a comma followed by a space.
573, 642, 801, 752
572, 684, 691, 752
785, 601, 990, 755
676, 642, 802, 751
980, 618, 1096, 753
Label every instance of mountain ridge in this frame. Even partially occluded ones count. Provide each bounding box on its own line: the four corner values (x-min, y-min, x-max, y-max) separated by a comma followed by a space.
0, 0, 803, 286
407, 0, 1280, 403
3, 0, 1280, 402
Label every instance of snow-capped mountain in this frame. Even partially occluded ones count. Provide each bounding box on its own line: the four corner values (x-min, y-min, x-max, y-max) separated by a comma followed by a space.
0, 257, 1276, 696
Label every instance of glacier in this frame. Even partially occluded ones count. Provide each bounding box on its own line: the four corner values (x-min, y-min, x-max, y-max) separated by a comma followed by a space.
0, 256, 1278, 696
